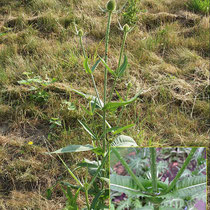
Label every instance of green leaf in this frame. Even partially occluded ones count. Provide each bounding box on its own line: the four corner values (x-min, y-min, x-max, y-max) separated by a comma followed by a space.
113, 124, 135, 134
48, 144, 94, 154
110, 174, 150, 197
81, 104, 93, 116
77, 158, 103, 176
99, 56, 117, 77
111, 135, 138, 147
115, 89, 123, 101
90, 190, 104, 209
117, 55, 128, 77
96, 113, 111, 128
83, 58, 92, 74
110, 174, 168, 199
62, 100, 76, 111
91, 59, 101, 73
135, 206, 153, 210
71, 89, 103, 109
18, 80, 30, 85
103, 92, 140, 111
161, 198, 185, 209
77, 158, 100, 168
78, 120, 97, 140
0, 33, 7, 37
90, 96, 104, 109
100, 177, 109, 183
46, 188, 52, 200
166, 175, 206, 198
105, 124, 134, 135
92, 147, 104, 156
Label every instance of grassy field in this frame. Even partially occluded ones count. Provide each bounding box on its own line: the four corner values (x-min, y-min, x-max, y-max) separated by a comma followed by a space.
0, 0, 209, 209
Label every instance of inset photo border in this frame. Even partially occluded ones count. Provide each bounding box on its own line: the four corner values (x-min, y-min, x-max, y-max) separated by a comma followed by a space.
110, 147, 207, 210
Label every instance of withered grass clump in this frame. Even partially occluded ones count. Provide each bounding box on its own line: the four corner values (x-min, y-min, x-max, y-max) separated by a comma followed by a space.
0, 0, 209, 208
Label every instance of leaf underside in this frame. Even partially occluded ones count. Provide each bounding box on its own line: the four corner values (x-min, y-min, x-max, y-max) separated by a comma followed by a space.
48, 144, 94, 154
111, 135, 138, 147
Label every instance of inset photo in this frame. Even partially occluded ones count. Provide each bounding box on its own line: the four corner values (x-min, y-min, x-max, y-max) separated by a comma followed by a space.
110, 147, 207, 210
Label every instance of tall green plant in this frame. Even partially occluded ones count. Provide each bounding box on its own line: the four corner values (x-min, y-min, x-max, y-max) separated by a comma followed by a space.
46, 0, 140, 208
111, 148, 206, 210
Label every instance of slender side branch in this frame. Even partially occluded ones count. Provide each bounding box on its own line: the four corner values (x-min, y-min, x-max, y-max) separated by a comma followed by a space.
112, 147, 146, 191
164, 147, 197, 194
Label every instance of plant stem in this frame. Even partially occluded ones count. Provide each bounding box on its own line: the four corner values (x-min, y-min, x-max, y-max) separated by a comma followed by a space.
103, 11, 112, 153
150, 148, 157, 193
79, 36, 86, 58
163, 147, 197, 194
85, 188, 90, 210
108, 30, 128, 102
112, 147, 146, 191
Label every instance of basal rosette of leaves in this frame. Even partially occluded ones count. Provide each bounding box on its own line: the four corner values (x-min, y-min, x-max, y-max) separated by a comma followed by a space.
110, 148, 206, 210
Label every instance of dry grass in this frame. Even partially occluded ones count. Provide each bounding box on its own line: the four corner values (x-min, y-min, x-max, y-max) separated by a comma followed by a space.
0, 0, 209, 208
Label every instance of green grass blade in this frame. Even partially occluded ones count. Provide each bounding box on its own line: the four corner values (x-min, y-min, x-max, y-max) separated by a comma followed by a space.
113, 123, 134, 134
83, 58, 92, 74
